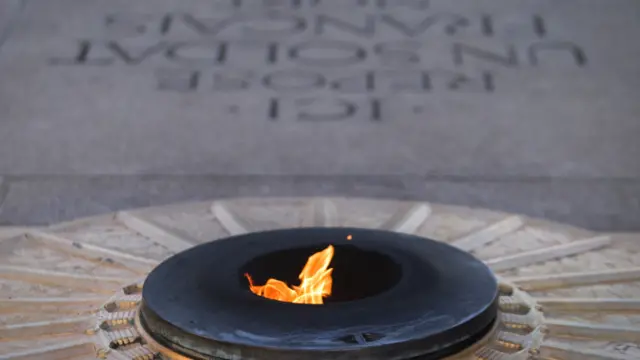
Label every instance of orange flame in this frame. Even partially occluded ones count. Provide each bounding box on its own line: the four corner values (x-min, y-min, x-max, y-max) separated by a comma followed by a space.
244, 245, 334, 304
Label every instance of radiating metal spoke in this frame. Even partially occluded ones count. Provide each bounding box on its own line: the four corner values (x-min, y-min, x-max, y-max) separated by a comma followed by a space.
451, 216, 523, 251
116, 211, 197, 252
508, 267, 640, 290
541, 340, 630, 360
301, 198, 339, 227
537, 298, 640, 312
379, 203, 432, 234
211, 201, 250, 236
485, 236, 611, 271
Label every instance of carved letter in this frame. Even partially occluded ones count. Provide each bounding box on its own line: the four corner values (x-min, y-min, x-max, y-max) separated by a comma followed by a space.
429, 69, 494, 93
52, 40, 169, 66
107, 41, 169, 65
311, 0, 367, 8
243, 0, 301, 8
329, 71, 374, 93
166, 42, 227, 65
104, 13, 169, 37
315, 15, 375, 38
156, 68, 199, 92
481, 14, 493, 36
263, 70, 326, 92
237, 12, 307, 37
377, 0, 430, 9
528, 41, 586, 67
452, 43, 518, 67
49, 40, 115, 65
295, 98, 358, 121
289, 40, 366, 67
379, 70, 430, 93
381, 13, 470, 37
532, 15, 546, 38
183, 13, 305, 38
182, 14, 236, 36
213, 71, 253, 91
223, 41, 279, 65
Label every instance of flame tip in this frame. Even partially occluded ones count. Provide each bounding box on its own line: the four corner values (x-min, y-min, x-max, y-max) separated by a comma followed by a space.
246, 245, 335, 304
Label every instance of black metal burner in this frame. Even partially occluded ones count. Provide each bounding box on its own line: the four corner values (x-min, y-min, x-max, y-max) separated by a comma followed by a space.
140, 228, 499, 360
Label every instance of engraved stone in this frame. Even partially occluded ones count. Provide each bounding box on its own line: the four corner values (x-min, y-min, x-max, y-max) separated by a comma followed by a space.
0, 0, 638, 177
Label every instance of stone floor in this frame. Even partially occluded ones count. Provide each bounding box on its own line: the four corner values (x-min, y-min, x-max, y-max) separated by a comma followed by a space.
2, 198, 639, 359
0, 0, 639, 230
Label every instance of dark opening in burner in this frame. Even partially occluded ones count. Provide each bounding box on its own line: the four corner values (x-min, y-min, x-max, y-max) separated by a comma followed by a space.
240, 244, 402, 302
140, 228, 499, 360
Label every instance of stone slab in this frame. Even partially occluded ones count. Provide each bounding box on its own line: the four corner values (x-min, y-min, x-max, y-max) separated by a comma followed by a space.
1, 175, 639, 231
0, 0, 639, 176
0, 0, 23, 50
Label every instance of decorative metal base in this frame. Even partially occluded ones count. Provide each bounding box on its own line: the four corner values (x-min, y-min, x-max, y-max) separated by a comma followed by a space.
139, 228, 502, 360
0, 198, 639, 359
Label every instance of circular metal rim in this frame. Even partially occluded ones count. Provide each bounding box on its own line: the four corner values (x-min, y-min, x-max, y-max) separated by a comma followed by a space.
139, 227, 500, 359
137, 304, 501, 360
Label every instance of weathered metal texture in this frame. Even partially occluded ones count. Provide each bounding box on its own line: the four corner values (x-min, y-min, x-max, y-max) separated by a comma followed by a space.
139, 228, 501, 359
0, 197, 638, 359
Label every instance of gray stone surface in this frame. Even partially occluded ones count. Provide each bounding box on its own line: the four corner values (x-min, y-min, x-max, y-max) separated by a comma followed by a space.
0, 0, 639, 230
1, 0, 639, 176
0, 1, 23, 51
0, 175, 639, 231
